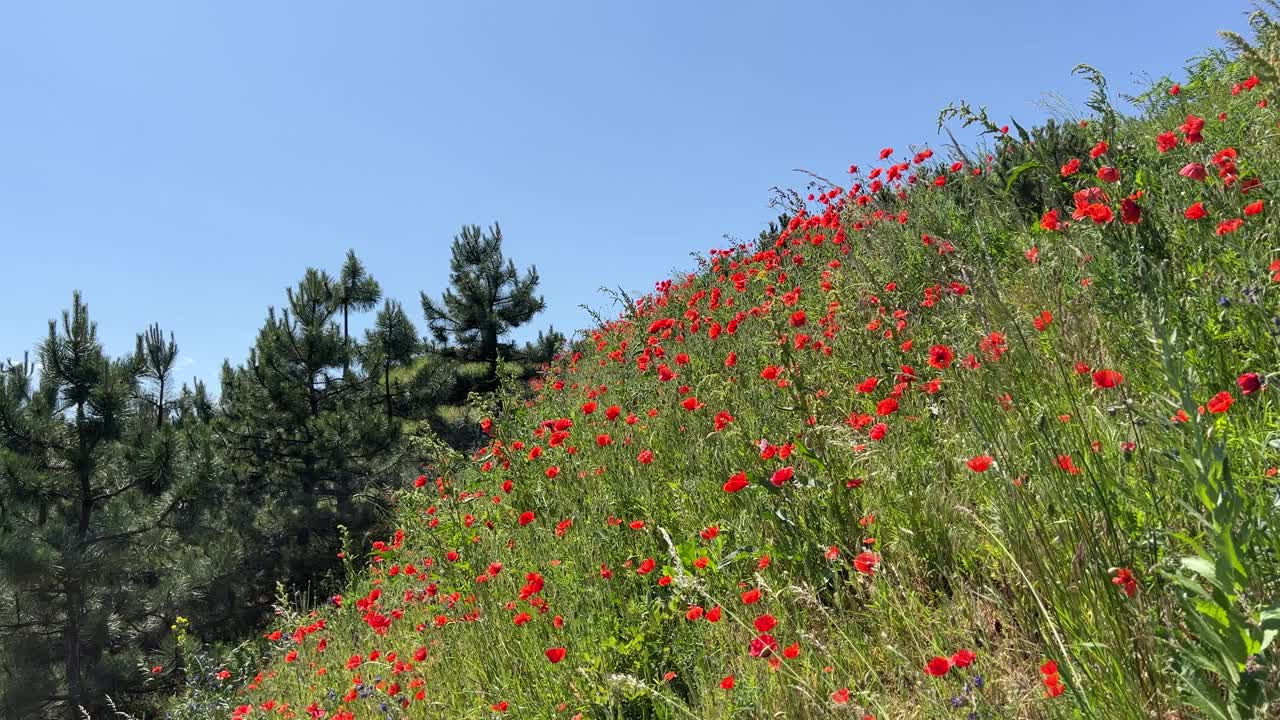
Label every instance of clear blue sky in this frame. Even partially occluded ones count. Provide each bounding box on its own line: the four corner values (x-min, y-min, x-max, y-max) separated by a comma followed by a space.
0, 1, 1251, 387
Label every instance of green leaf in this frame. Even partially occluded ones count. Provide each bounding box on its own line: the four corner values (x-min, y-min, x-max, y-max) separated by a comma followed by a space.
1181, 670, 1233, 720
1181, 556, 1219, 587
1004, 160, 1043, 192
791, 438, 827, 474
1259, 602, 1280, 653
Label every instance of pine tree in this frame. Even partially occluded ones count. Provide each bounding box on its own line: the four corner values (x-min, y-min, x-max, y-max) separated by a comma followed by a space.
0, 295, 227, 719
421, 223, 545, 388
364, 300, 419, 423
217, 263, 400, 624
332, 250, 382, 376
521, 326, 566, 366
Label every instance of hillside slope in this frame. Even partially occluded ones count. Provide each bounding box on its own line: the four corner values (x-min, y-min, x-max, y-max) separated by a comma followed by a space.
169, 36, 1280, 720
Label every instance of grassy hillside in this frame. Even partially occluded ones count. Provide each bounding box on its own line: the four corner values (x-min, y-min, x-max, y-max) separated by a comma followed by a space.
167, 28, 1280, 720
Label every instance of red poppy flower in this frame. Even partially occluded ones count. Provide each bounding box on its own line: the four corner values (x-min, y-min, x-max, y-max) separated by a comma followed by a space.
967, 455, 993, 472
769, 466, 794, 487
723, 472, 749, 493
1245, 200, 1265, 216
1040, 209, 1061, 231
518, 511, 536, 526
1111, 568, 1137, 597
741, 588, 762, 604
1089, 141, 1108, 158
1092, 369, 1124, 389
832, 688, 850, 704
1206, 391, 1234, 414
927, 344, 955, 370
854, 551, 880, 575
1237, 372, 1261, 395
951, 649, 976, 668
754, 614, 777, 632
1216, 218, 1244, 236
720, 675, 735, 690
1180, 162, 1207, 181
1156, 131, 1178, 152
1184, 202, 1207, 219
545, 647, 566, 664
924, 656, 952, 676
875, 397, 899, 416
749, 633, 778, 658
1120, 198, 1141, 225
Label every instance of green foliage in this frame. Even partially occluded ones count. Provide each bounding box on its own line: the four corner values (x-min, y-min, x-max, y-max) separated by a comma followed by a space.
420, 223, 546, 379
0, 295, 232, 719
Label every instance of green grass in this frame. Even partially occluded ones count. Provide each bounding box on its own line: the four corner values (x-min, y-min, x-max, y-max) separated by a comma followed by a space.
164, 34, 1280, 720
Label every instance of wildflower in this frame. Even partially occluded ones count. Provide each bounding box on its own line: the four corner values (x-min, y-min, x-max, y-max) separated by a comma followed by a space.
1096, 166, 1119, 183
1216, 218, 1244, 236
1179, 114, 1205, 143
769, 466, 794, 487
1237, 372, 1262, 395
854, 551, 880, 575
720, 675, 735, 690
1120, 198, 1141, 225
1092, 369, 1124, 389
951, 649, 976, 668
753, 614, 777, 632
925, 656, 952, 676
749, 634, 778, 657
928, 344, 955, 370
723, 472, 749, 493
966, 455, 994, 473
1180, 162, 1207, 181
1089, 141, 1109, 158
1056, 455, 1081, 475
1184, 202, 1207, 219
1112, 568, 1137, 597
832, 688, 850, 704
1245, 200, 1264, 216
1060, 158, 1081, 176
1156, 131, 1178, 152
1206, 391, 1234, 414
741, 588, 762, 604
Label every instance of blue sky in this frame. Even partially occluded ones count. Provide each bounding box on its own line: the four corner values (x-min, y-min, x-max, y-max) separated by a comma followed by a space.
0, 1, 1251, 387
